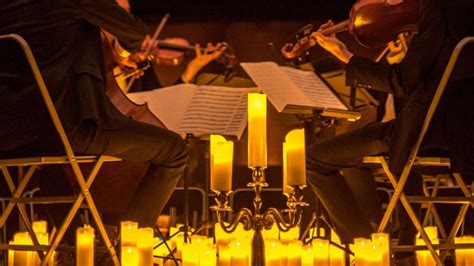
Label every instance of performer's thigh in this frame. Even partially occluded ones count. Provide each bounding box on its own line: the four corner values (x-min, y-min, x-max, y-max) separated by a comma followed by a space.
70, 119, 187, 166
306, 121, 393, 170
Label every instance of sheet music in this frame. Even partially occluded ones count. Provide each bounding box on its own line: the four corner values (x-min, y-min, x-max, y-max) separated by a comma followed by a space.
241, 61, 347, 112
240, 62, 313, 112
127, 84, 257, 138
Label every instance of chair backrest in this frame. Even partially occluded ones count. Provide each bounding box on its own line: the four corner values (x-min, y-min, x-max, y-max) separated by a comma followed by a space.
402, 36, 474, 174
0, 34, 78, 161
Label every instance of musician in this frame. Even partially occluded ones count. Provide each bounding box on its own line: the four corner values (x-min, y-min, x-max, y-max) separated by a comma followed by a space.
0, 0, 189, 236
307, 0, 474, 263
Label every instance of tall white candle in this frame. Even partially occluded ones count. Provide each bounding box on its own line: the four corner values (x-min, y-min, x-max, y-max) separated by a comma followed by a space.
121, 221, 138, 247
247, 93, 267, 169
137, 227, 153, 266
312, 238, 329, 266
372, 233, 389, 266
76, 225, 94, 266
210, 135, 234, 192
285, 128, 306, 187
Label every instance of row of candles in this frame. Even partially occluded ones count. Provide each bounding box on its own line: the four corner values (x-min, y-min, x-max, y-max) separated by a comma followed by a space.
211, 93, 306, 193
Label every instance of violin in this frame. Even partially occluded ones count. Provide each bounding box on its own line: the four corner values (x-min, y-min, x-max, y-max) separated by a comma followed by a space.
281, 0, 419, 59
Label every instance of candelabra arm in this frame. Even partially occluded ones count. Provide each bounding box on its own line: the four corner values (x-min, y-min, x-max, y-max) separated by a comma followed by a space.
216, 208, 254, 234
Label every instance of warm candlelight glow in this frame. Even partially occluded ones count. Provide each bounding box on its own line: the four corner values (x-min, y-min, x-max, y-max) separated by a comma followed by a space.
282, 142, 292, 195
76, 225, 94, 266
12, 232, 33, 266
313, 238, 329, 266
247, 93, 267, 169
464, 236, 474, 266
32, 220, 48, 234
330, 230, 345, 266
416, 226, 439, 266
210, 134, 234, 192
137, 227, 154, 266
121, 221, 139, 247
122, 246, 139, 266
284, 128, 306, 187
372, 233, 390, 266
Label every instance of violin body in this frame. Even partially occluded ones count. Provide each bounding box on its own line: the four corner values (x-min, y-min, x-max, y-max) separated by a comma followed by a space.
281, 0, 419, 59
350, 0, 418, 48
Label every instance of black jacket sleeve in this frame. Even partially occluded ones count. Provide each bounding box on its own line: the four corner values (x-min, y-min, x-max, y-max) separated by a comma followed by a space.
72, 0, 147, 52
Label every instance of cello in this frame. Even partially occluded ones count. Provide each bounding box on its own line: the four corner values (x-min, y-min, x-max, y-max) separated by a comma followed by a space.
281, 0, 419, 59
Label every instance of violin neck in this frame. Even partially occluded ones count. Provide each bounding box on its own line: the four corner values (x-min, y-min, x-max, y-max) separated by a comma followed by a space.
321, 19, 349, 36
157, 41, 200, 52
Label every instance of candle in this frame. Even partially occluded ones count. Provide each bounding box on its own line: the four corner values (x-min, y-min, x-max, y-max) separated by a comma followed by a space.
200, 246, 217, 266
32, 220, 47, 234
330, 230, 345, 266
182, 242, 199, 266
353, 238, 371, 266
416, 226, 438, 266
215, 222, 233, 250
312, 238, 329, 266
12, 232, 33, 266
372, 233, 389, 266
455, 236, 465, 266
280, 227, 300, 242
287, 240, 303, 266
302, 245, 313, 266
122, 246, 138, 266
76, 226, 94, 266
210, 135, 234, 192
230, 240, 249, 266
282, 142, 292, 195
464, 236, 474, 266
121, 221, 138, 247
218, 244, 231, 266
262, 226, 279, 240
285, 128, 306, 187
137, 227, 153, 266
247, 93, 267, 169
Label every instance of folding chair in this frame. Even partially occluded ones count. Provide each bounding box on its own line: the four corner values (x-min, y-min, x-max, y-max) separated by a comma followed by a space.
363, 36, 474, 264
0, 34, 121, 265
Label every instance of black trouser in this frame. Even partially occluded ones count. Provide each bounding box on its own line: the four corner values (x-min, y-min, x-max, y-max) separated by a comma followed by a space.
68, 119, 188, 228
306, 121, 421, 245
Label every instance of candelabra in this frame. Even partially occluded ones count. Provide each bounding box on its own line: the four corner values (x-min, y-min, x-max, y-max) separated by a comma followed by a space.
211, 166, 308, 266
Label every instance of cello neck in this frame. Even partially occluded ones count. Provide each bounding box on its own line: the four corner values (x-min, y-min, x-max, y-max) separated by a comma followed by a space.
321, 19, 350, 36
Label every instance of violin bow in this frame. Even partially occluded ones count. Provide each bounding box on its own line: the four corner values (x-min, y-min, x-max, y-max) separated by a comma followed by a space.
125, 13, 170, 92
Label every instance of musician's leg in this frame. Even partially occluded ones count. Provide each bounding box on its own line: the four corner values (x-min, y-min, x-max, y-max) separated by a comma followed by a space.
306, 121, 392, 244
69, 119, 188, 227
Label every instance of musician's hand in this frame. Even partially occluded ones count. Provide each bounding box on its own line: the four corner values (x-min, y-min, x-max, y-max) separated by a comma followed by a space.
181, 43, 227, 83
311, 20, 354, 64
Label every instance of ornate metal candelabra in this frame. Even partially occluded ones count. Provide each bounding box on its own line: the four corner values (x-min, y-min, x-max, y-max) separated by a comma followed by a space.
211, 166, 308, 266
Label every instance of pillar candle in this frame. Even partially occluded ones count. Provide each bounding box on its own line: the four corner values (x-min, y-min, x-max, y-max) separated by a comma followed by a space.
371, 233, 389, 266
121, 221, 138, 247
262, 226, 279, 240
8, 240, 14, 266
353, 238, 371, 266
313, 238, 329, 266
455, 236, 465, 266
230, 240, 249, 266
285, 128, 306, 187
302, 245, 313, 266
282, 142, 292, 195
122, 246, 138, 266
210, 135, 233, 192
200, 246, 217, 266
218, 244, 231, 266
416, 226, 438, 266
76, 226, 94, 266
32, 221, 47, 234
464, 236, 474, 266
266, 239, 283, 266
137, 227, 154, 266
247, 93, 267, 169
280, 227, 300, 242
182, 242, 199, 266
287, 240, 303, 266
13, 232, 33, 266
329, 230, 345, 266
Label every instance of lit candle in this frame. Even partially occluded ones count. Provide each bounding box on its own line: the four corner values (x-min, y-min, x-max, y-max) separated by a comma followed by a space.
266, 239, 283, 266
372, 233, 389, 266
285, 128, 306, 187
280, 227, 300, 242
455, 236, 465, 266
312, 238, 329, 266
32, 220, 50, 266
301, 245, 313, 266
416, 226, 438, 266
353, 238, 371, 266
200, 246, 217, 266
464, 236, 474, 266
12, 232, 33, 266
218, 244, 231, 266
329, 230, 345, 266
121, 221, 138, 247
32, 220, 47, 234
230, 240, 249, 266
262, 226, 279, 240
122, 246, 138, 266
215, 222, 233, 249
282, 142, 292, 195
8, 240, 14, 266
76, 226, 94, 266
247, 93, 267, 169
210, 134, 234, 192
137, 227, 153, 266
287, 240, 303, 266
182, 242, 199, 266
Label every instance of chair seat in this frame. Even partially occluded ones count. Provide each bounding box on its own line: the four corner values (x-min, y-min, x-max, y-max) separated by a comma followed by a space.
0, 155, 121, 167
363, 156, 451, 167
